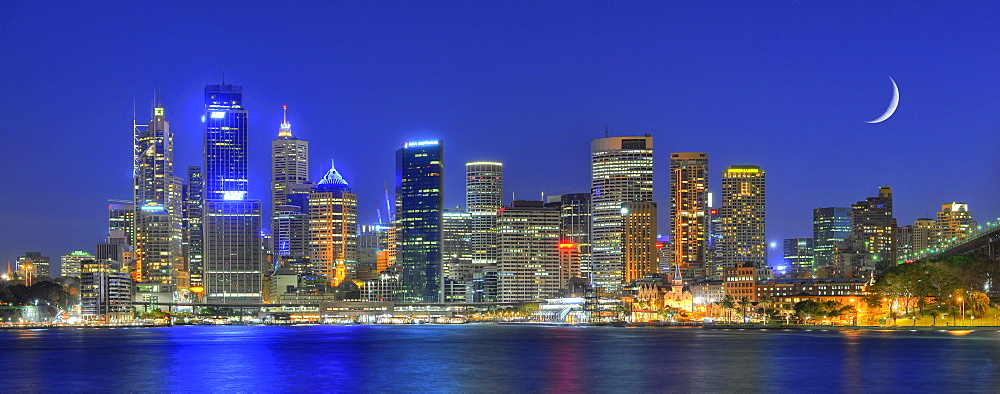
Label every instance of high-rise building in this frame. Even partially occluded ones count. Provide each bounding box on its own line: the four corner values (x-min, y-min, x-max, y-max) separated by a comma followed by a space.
937, 202, 976, 245
849, 187, 897, 270
16, 252, 50, 279
308, 161, 357, 287
548, 193, 590, 285
782, 238, 814, 275
621, 201, 658, 284
813, 207, 851, 269
497, 200, 561, 302
358, 224, 390, 280
202, 83, 263, 304
60, 251, 95, 279
898, 218, 936, 263
396, 140, 444, 302
718, 165, 766, 272
590, 135, 654, 293
442, 209, 474, 302
273, 204, 311, 274
133, 103, 184, 291
466, 162, 503, 266
182, 166, 204, 293
271, 105, 310, 219
80, 259, 133, 322
670, 152, 710, 280
107, 202, 135, 247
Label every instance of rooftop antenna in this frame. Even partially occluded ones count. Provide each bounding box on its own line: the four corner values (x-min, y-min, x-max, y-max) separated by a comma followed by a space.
605, 125, 609, 138
222, 64, 226, 84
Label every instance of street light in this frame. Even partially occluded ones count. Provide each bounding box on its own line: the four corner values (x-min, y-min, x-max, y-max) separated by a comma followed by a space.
849, 298, 857, 326
957, 297, 965, 326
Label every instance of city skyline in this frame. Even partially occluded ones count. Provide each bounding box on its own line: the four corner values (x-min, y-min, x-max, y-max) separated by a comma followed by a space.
2, 3, 999, 268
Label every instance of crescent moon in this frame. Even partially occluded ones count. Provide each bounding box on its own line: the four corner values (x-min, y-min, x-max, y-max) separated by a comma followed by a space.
865, 76, 899, 124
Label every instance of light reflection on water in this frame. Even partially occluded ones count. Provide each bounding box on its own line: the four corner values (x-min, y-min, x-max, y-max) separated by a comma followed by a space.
0, 325, 997, 391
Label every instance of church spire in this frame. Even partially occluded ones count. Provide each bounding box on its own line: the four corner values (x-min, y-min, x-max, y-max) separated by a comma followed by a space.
278, 105, 293, 138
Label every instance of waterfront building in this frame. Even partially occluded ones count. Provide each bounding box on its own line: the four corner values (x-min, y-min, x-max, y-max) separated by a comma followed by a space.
718, 165, 766, 272
547, 193, 591, 284
670, 152, 710, 280
60, 251, 95, 279
133, 103, 185, 291
182, 166, 204, 292
202, 83, 263, 304
16, 252, 50, 279
590, 135, 654, 294
813, 207, 850, 269
395, 140, 444, 302
621, 201, 658, 284
80, 259, 133, 321
936, 202, 976, 245
849, 187, 897, 270
897, 218, 936, 263
308, 161, 357, 287
782, 238, 815, 275
466, 162, 503, 266
496, 200, 561, 302
442, 209, 474, 302
722, 262, 771, 303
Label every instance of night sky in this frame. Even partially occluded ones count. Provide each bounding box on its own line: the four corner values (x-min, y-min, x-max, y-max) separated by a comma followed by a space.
2, 2, 999, 269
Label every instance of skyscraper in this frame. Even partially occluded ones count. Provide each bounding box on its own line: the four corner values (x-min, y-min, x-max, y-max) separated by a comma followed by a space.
549, 193, 590, 284
849, 187, 897, 270
271, 105, 310, 219
60, 251, 95, 279
182, 166, 204, 293
670, 152, 710, 280
813, 207, 851, 269
782, 238, 814, 275
936, 202, 976, 245
590, 135, 654, 294
16, 252, 50, 279
621, 201, 658, 284
718, 165, 766, 271
133, 102, 184, 291
396, 140, 444, 302
897, 218, 936, 263
308, 161, 357, 286
442, 209, 473, 302
202, 83, 263, 304
497, 200, 561, 302
466, 162, 503, 266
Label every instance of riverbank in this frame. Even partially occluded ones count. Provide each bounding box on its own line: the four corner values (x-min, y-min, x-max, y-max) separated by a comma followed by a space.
702, 323, 1000, 331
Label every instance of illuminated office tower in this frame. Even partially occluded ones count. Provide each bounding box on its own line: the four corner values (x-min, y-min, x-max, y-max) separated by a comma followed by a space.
466, 162, 503, 265
621, 201, 658, 284
718, 165, 766, 271
308, 161, 357, 286
108, 202, 135, 247
133, 102, 184, 290
497, 200, 561, 302
202, 83, 263, 304
16, 252, 50, 279
182, 166, 204, 292
271, 105, 309, 217
442, 209, 473, 302
357, 224, 390, 281
273, 204, 311, 274
782, 238, 814, 274
396, 140, 444, 302
590, 135, 654, 294
898, 218, 936, 262
849, 187, 897, 270
670, 152, 710, 280
936, 202, 976, 245
547, 193, 590, 285
812, 207, 850, 269
60, 251, 95, 279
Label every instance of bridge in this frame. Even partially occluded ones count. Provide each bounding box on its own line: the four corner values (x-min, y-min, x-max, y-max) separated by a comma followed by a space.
920, 219, 1000, 262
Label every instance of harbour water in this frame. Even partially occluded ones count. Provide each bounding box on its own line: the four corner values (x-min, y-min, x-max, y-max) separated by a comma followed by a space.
1, 324, 997, 391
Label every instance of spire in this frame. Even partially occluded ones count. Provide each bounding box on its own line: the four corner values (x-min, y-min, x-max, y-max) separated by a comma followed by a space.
278, 105, 293, 138
317, 159, 349, 187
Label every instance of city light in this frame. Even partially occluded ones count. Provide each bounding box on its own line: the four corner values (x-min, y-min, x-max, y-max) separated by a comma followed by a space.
223, 191, 246, 200
210, 111, 226, 119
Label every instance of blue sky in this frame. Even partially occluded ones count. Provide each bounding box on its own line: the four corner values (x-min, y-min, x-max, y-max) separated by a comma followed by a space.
1, 2, 999, 267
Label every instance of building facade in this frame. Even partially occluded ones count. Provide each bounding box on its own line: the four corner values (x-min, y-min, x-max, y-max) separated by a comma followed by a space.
849, 187, 897, 270
308, 161, 357, 287
395, 141, 444, 302
590, 135, 654, 294
718, 166, 766, 272
813, 207, 850, 270
497, 201, 561, 302
782, 238, 815, 275
937, 202, 976, 246
621, 201, 658, 284
466, 162, 503, 266
670, 152, 710, 280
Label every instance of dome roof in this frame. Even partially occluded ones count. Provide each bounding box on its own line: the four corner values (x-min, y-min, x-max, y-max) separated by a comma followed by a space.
318, 160, 349, 186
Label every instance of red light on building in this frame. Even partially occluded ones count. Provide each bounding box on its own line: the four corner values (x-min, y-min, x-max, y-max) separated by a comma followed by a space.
710, 209, 718, 215
655, 242, 664, 249
559, 243, 576, 249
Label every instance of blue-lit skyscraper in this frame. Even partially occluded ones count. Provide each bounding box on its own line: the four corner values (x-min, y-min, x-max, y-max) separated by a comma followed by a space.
202, 83, 263, 304
396, 140, 443, 302
813, 207, 851, 269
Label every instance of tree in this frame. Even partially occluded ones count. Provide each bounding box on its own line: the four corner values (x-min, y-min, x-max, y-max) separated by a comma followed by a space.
757, 294, 773, 324
926, 309, 940, 326
969, 291, 991, 319
718, 295, 736, 323
737, 297, 752, 323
